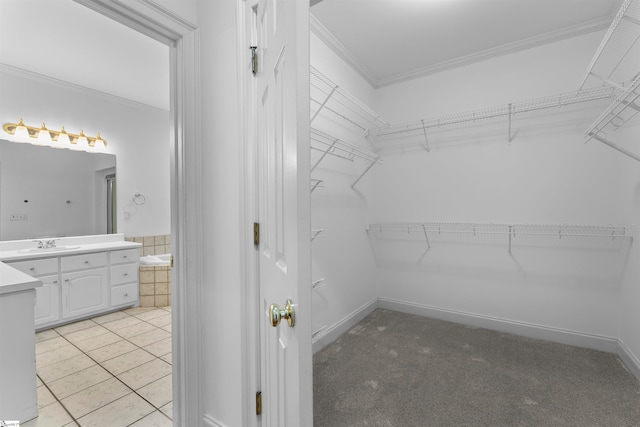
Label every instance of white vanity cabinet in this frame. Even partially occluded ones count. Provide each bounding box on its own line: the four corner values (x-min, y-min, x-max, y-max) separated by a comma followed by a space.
61, 252, 109, 319
7, 258, 60, 326
4, 245, 140, 329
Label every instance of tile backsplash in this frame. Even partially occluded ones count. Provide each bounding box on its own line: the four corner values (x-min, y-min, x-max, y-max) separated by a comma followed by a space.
125, 234, 172, 257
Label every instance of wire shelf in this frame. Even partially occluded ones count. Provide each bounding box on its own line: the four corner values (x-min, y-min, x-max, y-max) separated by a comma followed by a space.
368, 222, 634, 254
368, 85, 620, 139
311, 65, 389, 131
310, 178, 325, 193
586, 74, 640, 138
311, 229, 326, 241
579, 0, 640, 90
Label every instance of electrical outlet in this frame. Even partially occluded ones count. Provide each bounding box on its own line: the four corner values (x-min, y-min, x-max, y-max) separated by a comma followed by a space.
10, 214, 28, 221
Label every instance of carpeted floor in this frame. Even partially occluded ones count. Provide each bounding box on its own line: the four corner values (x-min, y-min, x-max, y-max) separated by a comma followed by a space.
313, 309, 640, 427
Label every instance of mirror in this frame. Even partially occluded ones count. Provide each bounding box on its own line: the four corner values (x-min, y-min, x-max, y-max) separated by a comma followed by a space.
0, 139, 116, 241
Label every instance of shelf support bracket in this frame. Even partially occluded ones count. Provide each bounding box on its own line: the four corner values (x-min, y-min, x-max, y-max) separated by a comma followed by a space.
508, 225, 513, 255
311, 85, 338, 124
311, 139, 338, 172
508, 103, 513, 144
590, 133, 640, 163
421, 120, 430, 152
351, 160, 377, 188
421, 224, 431, 251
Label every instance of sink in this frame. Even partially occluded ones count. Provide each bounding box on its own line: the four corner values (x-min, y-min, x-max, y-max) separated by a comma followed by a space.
18, 246, 80, 253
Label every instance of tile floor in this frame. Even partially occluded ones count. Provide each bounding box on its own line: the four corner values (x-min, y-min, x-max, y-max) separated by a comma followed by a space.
27, 307, 173, 427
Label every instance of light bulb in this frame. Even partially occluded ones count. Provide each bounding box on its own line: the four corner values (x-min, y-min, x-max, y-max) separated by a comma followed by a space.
72, 130, 88, 151
56, 127, 72, 149
34, 123, 52, 146
92, 133, 106, 151
12, 118, 30, 142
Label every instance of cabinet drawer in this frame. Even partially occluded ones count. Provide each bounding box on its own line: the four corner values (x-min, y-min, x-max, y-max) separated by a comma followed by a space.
111, 263, 139, 286
61, 252, 107, 272
7, 257, 58, 276
111, 249, 139, 265
111, 283, 138, 306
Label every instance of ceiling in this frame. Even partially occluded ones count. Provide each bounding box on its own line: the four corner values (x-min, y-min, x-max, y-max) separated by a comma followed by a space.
311, 0, 621, 88
0, 0, 169, 110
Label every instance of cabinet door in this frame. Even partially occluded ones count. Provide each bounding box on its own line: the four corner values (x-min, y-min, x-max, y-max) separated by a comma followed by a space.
61, 268, 109, 319
34, 274, 61, 326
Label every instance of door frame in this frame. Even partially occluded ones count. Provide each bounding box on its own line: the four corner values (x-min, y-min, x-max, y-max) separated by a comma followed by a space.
72, 1, 202, 425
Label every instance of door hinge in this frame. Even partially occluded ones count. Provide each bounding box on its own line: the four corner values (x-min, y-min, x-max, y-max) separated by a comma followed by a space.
170, 255, 174, 268
256, 391, 262, 415
254, 223, 260, 246
249, 46, 258, 75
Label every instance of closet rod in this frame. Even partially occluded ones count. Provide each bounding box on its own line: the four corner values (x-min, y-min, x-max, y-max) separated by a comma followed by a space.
368, 85, 619, 138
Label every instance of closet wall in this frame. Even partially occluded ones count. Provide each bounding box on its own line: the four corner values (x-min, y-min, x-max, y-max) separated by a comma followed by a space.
310, 32, 379, 350
371, 30, 639, 351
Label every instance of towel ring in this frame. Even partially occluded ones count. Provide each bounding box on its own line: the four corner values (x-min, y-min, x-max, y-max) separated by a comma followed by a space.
133, 193, 146, 205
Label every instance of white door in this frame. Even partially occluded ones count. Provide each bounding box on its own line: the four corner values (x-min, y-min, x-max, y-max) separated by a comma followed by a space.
254, 0, 312, 425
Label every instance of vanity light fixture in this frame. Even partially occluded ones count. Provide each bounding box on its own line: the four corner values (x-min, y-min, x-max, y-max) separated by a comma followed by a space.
2, 119, 108, 152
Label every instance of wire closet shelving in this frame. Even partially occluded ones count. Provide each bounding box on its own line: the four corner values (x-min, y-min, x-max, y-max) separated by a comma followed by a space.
367, 85, 621, 148
580, 0, 640, 162
311, 127, 383, 187
368, 222, 634, 254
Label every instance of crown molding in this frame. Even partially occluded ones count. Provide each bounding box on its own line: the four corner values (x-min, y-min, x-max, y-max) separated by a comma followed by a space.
0, 63, 169, 112
310, 13, 378, 88
311, 14, 612, 89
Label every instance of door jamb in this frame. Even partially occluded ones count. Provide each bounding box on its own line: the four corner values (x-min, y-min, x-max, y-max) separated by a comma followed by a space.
72, 1, 202, 425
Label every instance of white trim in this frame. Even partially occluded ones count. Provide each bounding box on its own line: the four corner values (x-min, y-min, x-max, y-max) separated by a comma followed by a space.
309, 14, 378, 88
74, 1, 202, 426
0, 63, 169, 113
203, 413, 231, 427
378, 297, 619, 353
617, 340, 640, 382
312, 297, 379, 354
311, 14, 611, 89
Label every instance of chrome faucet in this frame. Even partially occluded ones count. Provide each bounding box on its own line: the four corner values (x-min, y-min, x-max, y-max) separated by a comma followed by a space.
33, 239, 44, 248
44, 239, 57, 248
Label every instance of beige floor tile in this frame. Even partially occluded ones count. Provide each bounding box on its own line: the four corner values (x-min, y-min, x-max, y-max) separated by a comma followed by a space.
146, 314, 171, 328
159, 402, 173, 420
143, 337, 172, 358
91, 311, 132, 325
21, 401, 73, 427
36, 336, 69, 355
101, 348, 155, 376
37, 384, 57, 408
159, 306, 171, 312
48, 364, 112, 400
35, 328, 60, 343
137, 374, 172, 408
161, 323, 172, 333
129, 410, 173, 426
102, 315, 143, 331
61, 377, 131, 419
124, 306, 157, 315
160, 353, 172, 365
86, 339, 137, 363
127, 329, 171, 347
64, 325, 110, 344
117, 358, 172, 390
77, 393, 155, 427
54, 319, 97, 336
37, 375, 43, 387
74, 331, 122, 353
114, 321, 156, 339
36, 344, 82, 370
134, 309, 168, 322
38, 353, 96, 383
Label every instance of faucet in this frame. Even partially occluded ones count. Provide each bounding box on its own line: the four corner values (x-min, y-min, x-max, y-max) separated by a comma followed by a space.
33, 240, 44, 248
45, 239, 58, 248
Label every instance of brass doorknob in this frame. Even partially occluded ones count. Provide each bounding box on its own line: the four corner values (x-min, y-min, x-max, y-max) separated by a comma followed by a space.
270, 299, 295, 327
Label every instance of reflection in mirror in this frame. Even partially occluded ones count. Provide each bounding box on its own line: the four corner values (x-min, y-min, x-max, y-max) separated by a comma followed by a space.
0, 139, 116, 240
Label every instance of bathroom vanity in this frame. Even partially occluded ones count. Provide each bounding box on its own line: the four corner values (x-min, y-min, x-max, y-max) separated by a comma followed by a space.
0, 234, 142, 330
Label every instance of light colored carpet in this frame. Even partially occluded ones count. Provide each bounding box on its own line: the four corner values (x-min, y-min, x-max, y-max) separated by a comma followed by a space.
313, 309, 640, 427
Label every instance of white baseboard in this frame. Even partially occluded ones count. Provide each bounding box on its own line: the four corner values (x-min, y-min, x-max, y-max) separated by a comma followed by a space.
378, 297, 619, 353
617, 340, 640, 382
312, 297, 378, 354
203, 413, 230, 427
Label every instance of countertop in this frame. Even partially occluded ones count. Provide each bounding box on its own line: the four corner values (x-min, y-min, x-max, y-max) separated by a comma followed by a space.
0, 241, 142, 263
0, 262, 42, 295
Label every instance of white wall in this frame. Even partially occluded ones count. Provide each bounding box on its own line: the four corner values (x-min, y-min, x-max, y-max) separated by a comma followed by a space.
371, 31, 638, 349
0, 68, 171, 238
310, 31, 379, 349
